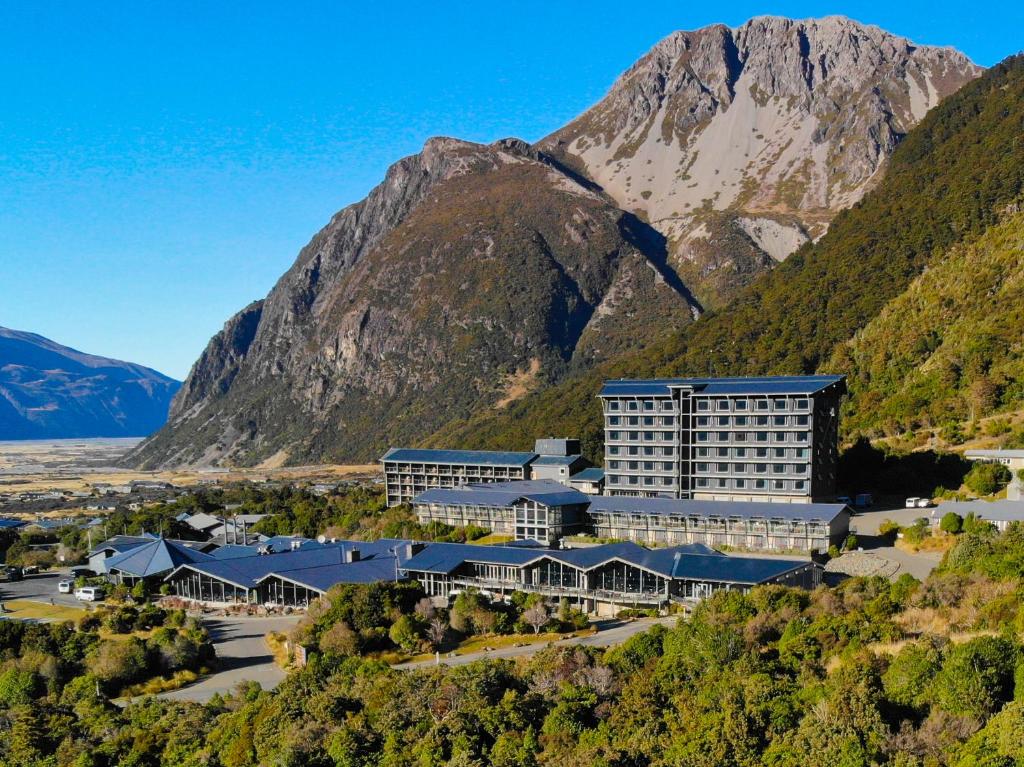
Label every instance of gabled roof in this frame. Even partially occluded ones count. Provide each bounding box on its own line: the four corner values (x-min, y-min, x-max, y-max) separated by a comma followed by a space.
257, 557, 400, 591
183, 512, 223, 531
381, 448, 537, 467
105, 537, 214, 578
585, 495, 848, 523
88, 534, 156, 557
413, 479, 589, 508
929, 499, 1024, 523
600, 375, 846, 398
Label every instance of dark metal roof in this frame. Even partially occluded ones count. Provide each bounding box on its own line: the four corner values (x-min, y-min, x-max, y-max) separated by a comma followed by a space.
532, 455, 584, 467
586, 495, 848, 523
600, 375, 846, 398
413, 480, 590, 508
0, 518, 27, 529
381, 448, 537, 466
402, 540, 808, 585
569, 468, 605, 482
105, 537, 214, 578
260, 558, 400, 591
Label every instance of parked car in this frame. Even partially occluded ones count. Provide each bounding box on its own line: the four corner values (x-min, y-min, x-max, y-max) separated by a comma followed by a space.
58, 579, 73, 594
3, 566, 23, 582
74, 586, 104, 602
854, 493, 874, 508
915, 498, 933, 508
22, 565, 39, 574
905, 497, 921, 508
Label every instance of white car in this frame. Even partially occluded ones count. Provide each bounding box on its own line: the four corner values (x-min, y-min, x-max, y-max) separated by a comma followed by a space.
74, 586, 104, 602
916, 498, 933, 508
57, 580, 73, 594
905, 497, 920, 508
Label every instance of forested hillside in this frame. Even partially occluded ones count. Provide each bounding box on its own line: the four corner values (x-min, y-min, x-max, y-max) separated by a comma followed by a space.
433, 55, 1024, 459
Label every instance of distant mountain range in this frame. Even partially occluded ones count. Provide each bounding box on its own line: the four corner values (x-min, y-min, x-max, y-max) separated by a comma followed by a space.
0, 327, 180, 440
128, 16, 995, 469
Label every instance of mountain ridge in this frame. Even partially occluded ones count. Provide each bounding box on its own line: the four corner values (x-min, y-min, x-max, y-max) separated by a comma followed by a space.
0, 326, 181, 440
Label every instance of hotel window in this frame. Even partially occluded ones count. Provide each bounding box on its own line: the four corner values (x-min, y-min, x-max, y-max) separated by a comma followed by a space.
697, 401, 710, 411
793, 464, 806, 474
774, 448, 786, 458
663, 461, 673, 471
755, 463, 768, 473
644, 461, 654, 471
717, 432, 729, 442
756, 447, 768, 457
609, 460, 620, 469
756, 432, 768, 442
796, 415, 809, 426
643, 400, 654, 411
609, 431, 620, 440
754, 479, 767, 489
734, 463, 747, 473
627, 416, 639, 426
697, 463, 709, 472
795, 432, 808, 442
774, 399, 788, 410
608, 446, 620, 456
644, 477, 655, 485
735, 479, 746, 488
628, 401, 638, 411
717, 478, 728, 488
696, 448, 709, 458
773, 415, 787, 426
735, 432, 747, 442
663, 476, 673, 485
628, 461, 638, 470
643, 417, 654, 426
717, 447, 729, 457
643, 446, 654, 456
794, 480, 806, 490
629, 431, 639, 440
756, 400, 769, 410
697, 417, 710, 426
735, 400, 748, 411
662, 401, 673, 411
717, 416, 729, 426
609, 416, 620, 425
609, 401, 620, 411
773, 432, 787, 442
755, 415, 769, 426
608, 474, 620, 483
717, 462, 728, 472
773, 464, 786, 474
735, 416, 747, 426
629, 476, 639, 485
663, 431, 673, 441
696, 478, 709, 488
717, 400, 729, 411
735, 448, 747, 457
628, 446, 639, 456
773, 480, 786, 490
796, 399, 809, 409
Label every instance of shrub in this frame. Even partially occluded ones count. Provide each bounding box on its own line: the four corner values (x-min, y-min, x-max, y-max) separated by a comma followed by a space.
88, 638, 148, 688
940, 511, 963, 534
388, 615, 422, 652
878, 519, 900, 539
965, 462, 1012, 496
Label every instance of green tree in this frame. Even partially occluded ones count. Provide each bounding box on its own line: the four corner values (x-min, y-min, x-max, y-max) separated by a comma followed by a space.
388, 615, 421, 652
965, 462, 1012, 496
940, 511, 963, 534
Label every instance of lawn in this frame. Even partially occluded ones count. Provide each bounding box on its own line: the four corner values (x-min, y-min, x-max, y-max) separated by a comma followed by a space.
0, 599, 86, 622
468, 533, 515, 545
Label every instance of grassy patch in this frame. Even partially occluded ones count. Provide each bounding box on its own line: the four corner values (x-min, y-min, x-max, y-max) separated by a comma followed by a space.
402, 628, 597, 664
468, 533, 515, 545
0, 599, 86, 622
118, 669, 201, 698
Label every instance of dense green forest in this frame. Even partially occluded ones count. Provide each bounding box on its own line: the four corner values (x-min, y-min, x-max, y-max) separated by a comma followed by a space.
431, 55, 1024, 461
7, 520, 1024, 765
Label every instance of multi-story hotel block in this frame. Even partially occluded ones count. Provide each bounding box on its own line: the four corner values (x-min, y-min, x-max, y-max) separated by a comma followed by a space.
600, 375, 845, 502
381, 439, 589, 507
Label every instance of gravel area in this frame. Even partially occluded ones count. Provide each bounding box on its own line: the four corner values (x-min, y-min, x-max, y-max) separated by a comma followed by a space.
825, 551, 901, 578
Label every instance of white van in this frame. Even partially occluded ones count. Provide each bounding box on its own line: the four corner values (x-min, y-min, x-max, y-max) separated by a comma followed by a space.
74, 586, 104, 602
905, 497, 920, 508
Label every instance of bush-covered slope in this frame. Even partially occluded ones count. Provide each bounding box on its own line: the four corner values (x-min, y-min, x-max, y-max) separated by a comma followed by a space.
433, 55, 1024, 459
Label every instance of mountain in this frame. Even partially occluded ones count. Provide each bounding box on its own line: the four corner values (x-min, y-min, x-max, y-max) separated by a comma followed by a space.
128, 139, 698, 467
0, 327, 181, 440
131, 16, 983, 469
432, 55, 1024, 458
540, 16, 981, 305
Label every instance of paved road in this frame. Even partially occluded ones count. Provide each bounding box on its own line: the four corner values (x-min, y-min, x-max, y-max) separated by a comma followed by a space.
0, 569, 83, 609
155, 615, 300, 704
395, 616, 678, 670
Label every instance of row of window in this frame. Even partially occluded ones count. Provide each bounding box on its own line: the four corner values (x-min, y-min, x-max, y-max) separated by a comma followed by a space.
607, 445, 676, 458
606, 415, 676, 427
607, 475, 677, 488
694, 462, 807, 475
605, 398, 675, 413
608, 460, 675, 472
694, 477, 808, 492
607, 430, 675, 442
694, 398, 810, 413
695, 446, 810, 459
695, 431, 809, 444
694, 414, 809, 427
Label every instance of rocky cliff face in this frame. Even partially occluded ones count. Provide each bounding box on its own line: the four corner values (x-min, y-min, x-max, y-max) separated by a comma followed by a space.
128, 139, 697, 467
540, 15, 981, 305
130, 16, 983, 468
0, 327, 180, 439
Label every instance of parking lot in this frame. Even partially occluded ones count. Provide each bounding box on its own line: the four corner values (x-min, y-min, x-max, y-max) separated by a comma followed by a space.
0, 568, 84, 608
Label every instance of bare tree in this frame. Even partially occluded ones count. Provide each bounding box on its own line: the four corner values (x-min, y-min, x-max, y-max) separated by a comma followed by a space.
427, 616, 449, 648
523, 602, 550, 634
414, 597, 436, 621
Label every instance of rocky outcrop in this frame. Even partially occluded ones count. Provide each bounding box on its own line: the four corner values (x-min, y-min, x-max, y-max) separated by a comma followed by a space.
540, 15, 981, 305
129, 16, 983, 468
128, 139, 698, 467
0, 327, 180, 439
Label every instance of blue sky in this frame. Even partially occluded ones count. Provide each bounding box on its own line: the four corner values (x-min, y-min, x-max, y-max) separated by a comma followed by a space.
2, 1, 1020, 380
